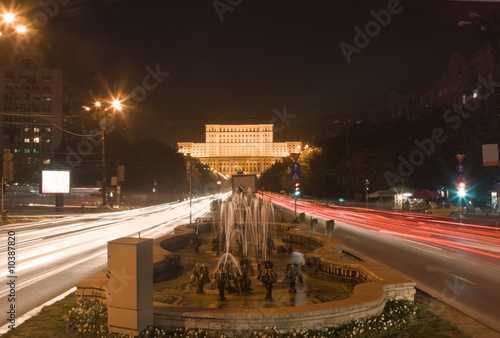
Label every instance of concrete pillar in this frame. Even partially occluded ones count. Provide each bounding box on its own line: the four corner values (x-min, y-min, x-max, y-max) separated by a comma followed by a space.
310, 218, 318, 233
326, 220, 335, 236
299, 213, 305, 223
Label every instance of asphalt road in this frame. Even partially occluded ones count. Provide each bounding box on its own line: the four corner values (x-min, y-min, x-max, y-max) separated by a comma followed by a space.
0, 196, 220, 333
269, 194, 500, 333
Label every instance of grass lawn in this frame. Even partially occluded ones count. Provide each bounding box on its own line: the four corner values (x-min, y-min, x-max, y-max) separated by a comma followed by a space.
2, 293, 77, 338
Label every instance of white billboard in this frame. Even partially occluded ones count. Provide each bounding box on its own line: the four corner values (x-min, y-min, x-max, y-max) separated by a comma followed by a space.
41, 170, 70, 194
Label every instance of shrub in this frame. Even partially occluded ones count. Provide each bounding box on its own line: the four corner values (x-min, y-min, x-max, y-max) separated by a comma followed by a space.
63, 298, 110, 337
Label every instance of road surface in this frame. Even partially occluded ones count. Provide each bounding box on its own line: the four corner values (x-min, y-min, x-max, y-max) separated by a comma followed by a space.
267, 193, 500, 332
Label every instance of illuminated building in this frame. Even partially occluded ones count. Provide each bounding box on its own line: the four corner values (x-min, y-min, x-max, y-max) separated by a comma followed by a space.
0, 49, 63, 164
178, 124, 301, 177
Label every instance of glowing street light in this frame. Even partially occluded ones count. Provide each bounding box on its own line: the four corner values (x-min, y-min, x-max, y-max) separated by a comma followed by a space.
111, 99, 122, 111
15, 25, 26, 33
85, 98, 123, 207
2, 12, 16, 24
1, 11, 28, 37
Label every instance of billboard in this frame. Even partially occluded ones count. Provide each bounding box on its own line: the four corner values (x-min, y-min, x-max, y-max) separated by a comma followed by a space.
232, 174, 257, 193
41, 170, 70, 194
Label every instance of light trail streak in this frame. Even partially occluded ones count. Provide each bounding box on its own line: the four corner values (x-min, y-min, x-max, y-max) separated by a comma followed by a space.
264, 192, 500, 260
0, 194, 222, 320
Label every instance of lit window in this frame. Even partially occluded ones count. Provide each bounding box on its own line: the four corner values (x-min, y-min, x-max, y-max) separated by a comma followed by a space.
34, 137, 40, 143
24, 138, 30, 143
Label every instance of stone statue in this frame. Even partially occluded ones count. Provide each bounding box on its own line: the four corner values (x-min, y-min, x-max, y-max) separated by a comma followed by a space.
212, 261, 233, 301
234, 257, 255, 294
257, 260, 278, 300
282, 263, 303, 293
189, 233, 202, 253
190, 263, 210, 293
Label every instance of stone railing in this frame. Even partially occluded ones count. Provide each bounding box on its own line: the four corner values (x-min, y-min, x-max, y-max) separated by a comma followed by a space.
75, 223, 211, 300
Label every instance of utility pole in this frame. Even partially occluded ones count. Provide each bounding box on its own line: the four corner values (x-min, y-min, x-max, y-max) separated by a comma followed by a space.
99, 116, 107, 206
2, 150, 14, 218
186, 155, 193, 224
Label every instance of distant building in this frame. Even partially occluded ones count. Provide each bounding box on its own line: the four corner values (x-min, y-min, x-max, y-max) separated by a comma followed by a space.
178, 124, 301, 177
0, 48, 63, 165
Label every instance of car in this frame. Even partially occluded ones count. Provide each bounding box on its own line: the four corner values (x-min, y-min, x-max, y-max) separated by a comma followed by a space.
425, 201, 465, 217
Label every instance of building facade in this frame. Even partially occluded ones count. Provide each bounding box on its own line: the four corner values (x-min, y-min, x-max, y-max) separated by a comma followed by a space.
178, 124, 301, 177
0, 49, 63, 165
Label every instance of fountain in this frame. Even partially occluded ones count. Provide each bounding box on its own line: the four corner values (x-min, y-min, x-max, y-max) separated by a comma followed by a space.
153, 190, 358, 309
76, 189, 416, 336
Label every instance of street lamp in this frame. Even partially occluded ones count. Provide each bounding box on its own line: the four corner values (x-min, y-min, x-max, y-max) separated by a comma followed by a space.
185, 154, 194, 224
0, 11, 28, 38
85, 99, 122, 207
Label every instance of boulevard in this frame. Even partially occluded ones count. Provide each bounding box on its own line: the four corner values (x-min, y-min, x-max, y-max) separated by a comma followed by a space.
1, 192, 500, 335
267, 192, 500, 333
0, 195, 218, 333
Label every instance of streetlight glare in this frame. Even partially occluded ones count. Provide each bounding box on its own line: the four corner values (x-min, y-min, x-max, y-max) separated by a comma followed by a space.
2, 12, 16, 24
111, 99, 122, 110
15, 25, 26, 33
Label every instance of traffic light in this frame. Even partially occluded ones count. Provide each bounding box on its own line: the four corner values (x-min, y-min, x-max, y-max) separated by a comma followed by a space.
458, 182, 466, 197
2, 182, 9, 194
294, 182, 301, 197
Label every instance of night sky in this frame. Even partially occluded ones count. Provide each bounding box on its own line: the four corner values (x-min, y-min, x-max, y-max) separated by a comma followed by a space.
15, 0, 500, 145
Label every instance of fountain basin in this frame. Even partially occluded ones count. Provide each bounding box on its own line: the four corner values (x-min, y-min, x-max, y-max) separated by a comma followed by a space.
76, 221, 415, 337
152, 222, 415, 336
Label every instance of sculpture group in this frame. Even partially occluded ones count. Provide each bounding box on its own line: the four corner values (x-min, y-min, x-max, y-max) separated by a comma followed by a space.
190, 256, 304, 301
189, 191, 304, 301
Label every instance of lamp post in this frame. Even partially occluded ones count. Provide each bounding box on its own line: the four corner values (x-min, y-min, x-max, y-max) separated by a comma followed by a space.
86, 99, 122, 207
185, 154, 194, 224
